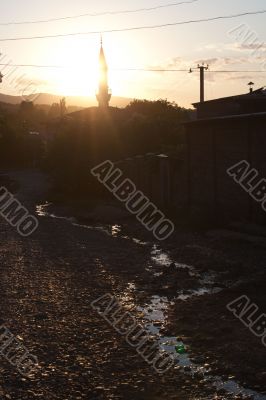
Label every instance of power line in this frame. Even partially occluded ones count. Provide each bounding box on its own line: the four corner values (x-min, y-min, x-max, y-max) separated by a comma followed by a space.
0, 0, 199, 26
0, 63, 64, 68
0, 9, 266, 42
0, 63, 266, 73
115, 68, 189, 72
0, 63, 189, 70
125, 68, 266, 73
206, 70, 266, 73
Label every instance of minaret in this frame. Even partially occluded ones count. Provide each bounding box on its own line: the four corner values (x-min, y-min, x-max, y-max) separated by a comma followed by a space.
96, 37, 111, 108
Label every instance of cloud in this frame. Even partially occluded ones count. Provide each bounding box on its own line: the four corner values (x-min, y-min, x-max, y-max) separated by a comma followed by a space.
145, 52, 266, 84
226, 74, 254, 81
194, 56, 253, 67
152, 55, 256, 72
166, 57, 185, 68
194, 58, 219, 66
236, 43, 266, 51
146, 57, 190, 75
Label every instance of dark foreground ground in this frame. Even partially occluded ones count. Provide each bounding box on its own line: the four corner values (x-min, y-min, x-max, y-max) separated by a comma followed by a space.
0, 169, 265, 400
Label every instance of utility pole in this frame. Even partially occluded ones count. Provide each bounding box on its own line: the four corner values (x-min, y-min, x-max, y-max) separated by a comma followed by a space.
197, 64, 209, 103
189, 64, 209, 103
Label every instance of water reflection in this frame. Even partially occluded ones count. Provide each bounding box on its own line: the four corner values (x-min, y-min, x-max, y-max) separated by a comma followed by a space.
138, 295, 266, 400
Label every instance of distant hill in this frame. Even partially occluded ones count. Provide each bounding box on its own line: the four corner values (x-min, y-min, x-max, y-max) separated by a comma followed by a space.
0, 101, 19, 113
0, 93, 23, 105
0, 93, 132, 108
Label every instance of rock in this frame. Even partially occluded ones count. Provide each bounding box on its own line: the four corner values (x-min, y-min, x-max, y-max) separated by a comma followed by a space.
192, 356, 205, 364
34, 313, 48, 320
169, 263, 177, 271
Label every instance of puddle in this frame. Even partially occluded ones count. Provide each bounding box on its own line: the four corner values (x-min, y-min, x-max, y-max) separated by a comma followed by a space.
177, 287, 223, 301
36, 203, 108, 233
199, 271, 217, 285
211, 378, 266, 400
72, 223, 112, 236
146, 246, 224, 301
151, 245, 172, 266
177, 271, 223, 300
138, 296, 196, 366
138, 295, 266, 400
36, 202, 265, 398
73, 223, 147, 245
36, 203, 147, 245
150, 245, 194, 273
146, 244, 228, 301
111, 225, 121, 236
120, 235, 147, 246
148, 245, 197, 275
36, 203, 50, 217
36, 203, 77, 223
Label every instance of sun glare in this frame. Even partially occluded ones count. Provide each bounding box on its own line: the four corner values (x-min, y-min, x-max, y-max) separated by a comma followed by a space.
55, 65, 99, 96
43, 37, 130, 98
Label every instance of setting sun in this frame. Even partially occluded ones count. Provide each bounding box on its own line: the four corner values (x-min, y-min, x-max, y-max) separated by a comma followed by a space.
40, 36, 130, 98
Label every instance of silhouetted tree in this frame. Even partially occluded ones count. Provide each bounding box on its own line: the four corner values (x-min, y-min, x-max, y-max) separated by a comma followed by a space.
60, 97, 67, 118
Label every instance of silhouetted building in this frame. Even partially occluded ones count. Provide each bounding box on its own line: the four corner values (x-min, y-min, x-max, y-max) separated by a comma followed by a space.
193, 87, 266, 119
184, 87, 266, 225
96, 38, 112, 108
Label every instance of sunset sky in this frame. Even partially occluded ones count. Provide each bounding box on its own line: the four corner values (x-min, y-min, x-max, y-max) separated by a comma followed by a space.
0, 0, 266, 107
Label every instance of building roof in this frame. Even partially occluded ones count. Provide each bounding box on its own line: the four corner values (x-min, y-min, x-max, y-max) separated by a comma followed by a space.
185, 110, 266, 125
192, 87, 266, 107
192, 87, 266, 119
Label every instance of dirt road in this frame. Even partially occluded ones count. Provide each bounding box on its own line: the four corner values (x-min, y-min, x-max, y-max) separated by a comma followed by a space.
0, 170, 265, 399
